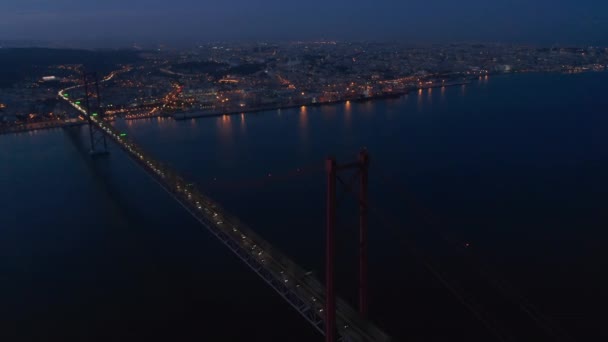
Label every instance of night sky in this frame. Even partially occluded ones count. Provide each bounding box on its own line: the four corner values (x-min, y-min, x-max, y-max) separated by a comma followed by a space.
2, 0, 607, 46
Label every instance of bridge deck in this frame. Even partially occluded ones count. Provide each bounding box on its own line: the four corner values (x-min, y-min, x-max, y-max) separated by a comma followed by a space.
60, 93, 392, 342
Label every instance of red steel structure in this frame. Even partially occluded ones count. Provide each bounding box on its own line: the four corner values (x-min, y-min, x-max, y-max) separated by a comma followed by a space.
325, 149, 370, 342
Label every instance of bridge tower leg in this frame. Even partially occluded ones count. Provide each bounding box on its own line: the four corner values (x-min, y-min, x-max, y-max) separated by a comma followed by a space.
82, 71, 108, 156
358, 149, 369, 317
325, 149, 370, 341
325, 157, 337, 342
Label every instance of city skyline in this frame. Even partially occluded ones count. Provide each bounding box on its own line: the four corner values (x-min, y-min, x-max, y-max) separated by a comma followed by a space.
2, 0, 608, 47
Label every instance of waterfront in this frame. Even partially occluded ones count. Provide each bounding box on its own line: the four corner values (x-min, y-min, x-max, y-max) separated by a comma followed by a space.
2, 72, 607, 341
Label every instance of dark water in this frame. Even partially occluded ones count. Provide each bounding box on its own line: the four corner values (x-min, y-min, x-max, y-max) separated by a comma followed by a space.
2, 72, 607, 341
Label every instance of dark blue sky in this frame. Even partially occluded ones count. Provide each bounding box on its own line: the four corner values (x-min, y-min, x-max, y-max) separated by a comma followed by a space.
2, 0, 607, 46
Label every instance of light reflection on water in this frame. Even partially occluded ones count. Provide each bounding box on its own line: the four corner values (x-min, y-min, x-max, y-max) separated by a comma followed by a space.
240, 113, 246, 134
299, 106, 308, 143
344, 100, 352, 126
218, 115, 233, 145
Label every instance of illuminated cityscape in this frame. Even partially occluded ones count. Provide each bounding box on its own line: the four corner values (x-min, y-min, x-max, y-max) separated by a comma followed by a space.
1, 43, 606, 132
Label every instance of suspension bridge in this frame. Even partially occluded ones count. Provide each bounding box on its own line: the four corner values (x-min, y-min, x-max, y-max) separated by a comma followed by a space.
57, 73, 392, 342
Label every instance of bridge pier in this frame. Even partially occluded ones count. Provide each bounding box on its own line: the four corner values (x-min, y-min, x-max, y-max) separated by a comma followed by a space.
325, 149, 370, 341
326, 157, 337, 342
358, 150, 369, 317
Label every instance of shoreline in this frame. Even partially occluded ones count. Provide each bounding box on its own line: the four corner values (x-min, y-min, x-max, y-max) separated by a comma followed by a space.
170, 80, 471, 121
172, 94, 403, 121
3, 69, 605, 134
0, 120, 85, 136
136, 69, 607, 123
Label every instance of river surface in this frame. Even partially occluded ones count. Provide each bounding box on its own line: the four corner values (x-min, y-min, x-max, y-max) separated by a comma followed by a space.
2, 72, 607, 341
